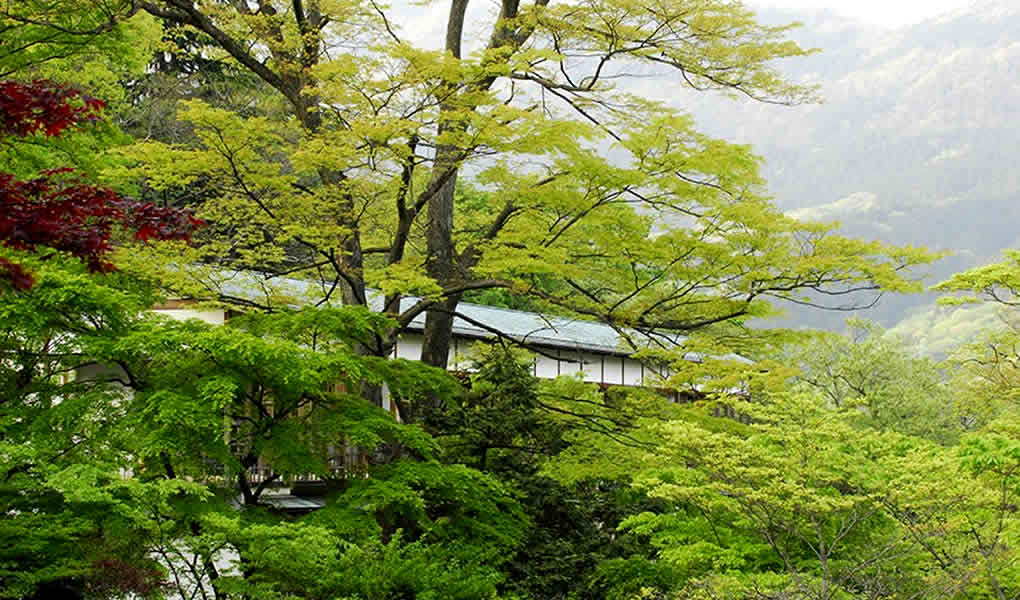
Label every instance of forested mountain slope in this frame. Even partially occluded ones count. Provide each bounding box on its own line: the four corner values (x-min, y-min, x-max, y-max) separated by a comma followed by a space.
659, 0, 1020, 338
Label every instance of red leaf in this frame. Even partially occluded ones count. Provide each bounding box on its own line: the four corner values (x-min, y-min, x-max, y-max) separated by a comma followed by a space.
0, 80, 204, 291
0, 258, 35, 290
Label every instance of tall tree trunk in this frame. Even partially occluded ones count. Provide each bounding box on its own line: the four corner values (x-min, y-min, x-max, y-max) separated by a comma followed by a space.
420, 0, 469, 370
422, 167, 460, 370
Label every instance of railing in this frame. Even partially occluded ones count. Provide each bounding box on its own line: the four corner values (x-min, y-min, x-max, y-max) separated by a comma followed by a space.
236, 443, 372, 489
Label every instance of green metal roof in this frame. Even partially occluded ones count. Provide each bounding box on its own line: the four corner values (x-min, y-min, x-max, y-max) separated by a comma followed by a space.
202, 270, 635, 354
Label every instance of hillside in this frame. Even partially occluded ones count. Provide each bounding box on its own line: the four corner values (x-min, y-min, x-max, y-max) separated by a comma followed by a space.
652, 0, 1020, 339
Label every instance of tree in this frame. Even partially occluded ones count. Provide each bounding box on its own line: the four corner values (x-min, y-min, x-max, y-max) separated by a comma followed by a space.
0, 79, 202, 290
591, 393, 1020, 600
6, 259, 1013, 599
0, 259, 169, 598
435, 346, 673, 599
61, 0, 935, 384
0, 4, 971, 597
935, 249, 1020, 308
934, 250, 1020, 424
111, 311, 528, 600
105, 306, 453, 504
0, 1, 163, 181
0, 259, 531, 599
789, 320, 961, 444
0, 1, 147, 79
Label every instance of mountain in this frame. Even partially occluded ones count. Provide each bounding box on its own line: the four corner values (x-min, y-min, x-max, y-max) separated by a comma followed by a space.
645, 0, 1020, 339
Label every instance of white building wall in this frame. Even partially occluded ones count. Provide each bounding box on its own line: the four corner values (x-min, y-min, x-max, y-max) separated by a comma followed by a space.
154, 308, 227, 325
534, 353, 560, 379
580, 352, 602, 383
449, 336, 475, 371
602, 356, 624, 385
394, 334, 423, 360
558, 349, 583, 377
623, 357, 645, 387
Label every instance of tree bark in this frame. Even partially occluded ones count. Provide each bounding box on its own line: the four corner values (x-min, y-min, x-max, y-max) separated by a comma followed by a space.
422, 163, 461, 369
419, 0, 469, 370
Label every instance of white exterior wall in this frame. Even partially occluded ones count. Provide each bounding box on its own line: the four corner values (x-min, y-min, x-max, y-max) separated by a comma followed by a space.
534, 352, 560, 379
601, 356, 623, 385
562, 350, 610, 384
558, 349, 583, 377
580, 352, 602, 383
449, 336, 474, 371
394, 334, 472, 370
394, 333, 423, 360
155, 308, 227, 325
623, 357, 645, 387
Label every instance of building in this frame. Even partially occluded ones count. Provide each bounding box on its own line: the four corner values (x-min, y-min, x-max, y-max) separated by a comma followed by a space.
154, 272, 671, 393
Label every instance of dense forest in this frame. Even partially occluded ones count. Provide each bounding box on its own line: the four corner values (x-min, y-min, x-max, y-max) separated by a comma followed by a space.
1, 1, 1017, 599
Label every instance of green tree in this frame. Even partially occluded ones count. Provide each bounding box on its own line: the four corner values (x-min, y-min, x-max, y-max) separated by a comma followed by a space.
0, 258, 168, 598
609, 394, 1018, 600
50, 0, 936, 385
880, 420, 1020, 600
934, 250, 1020, 425
0, 1, 153, 79
436, 347, 672, 599
789, 320, 962, 444
0, 256, 533, 599
0, 2, 160, 179
108, 309, 529, 600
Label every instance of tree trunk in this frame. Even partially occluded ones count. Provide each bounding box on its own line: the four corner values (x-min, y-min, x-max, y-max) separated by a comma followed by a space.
419, 0, 469, 371
421, 166, 460, 370
421, 294, 460, 370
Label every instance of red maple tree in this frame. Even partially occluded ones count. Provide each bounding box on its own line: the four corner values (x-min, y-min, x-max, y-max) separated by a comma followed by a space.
0, 80, 203, 289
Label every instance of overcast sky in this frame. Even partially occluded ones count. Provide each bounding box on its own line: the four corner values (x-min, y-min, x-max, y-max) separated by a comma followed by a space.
748, 0, 974, 27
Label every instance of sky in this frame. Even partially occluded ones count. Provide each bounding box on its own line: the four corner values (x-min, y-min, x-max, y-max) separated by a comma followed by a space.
400, 0, 987, 51
748, 0, 974, 28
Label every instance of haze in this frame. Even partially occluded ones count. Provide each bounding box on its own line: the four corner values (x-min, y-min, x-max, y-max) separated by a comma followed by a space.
749, 0, 973, 27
